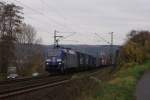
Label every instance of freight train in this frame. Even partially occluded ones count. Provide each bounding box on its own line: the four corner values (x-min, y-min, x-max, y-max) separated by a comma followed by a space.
45, 47, 110, 73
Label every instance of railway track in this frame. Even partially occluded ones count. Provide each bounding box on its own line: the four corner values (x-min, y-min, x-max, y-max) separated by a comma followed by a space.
0, 75, 71, 99
0, 67, 111, 99
0, 75, 48, 85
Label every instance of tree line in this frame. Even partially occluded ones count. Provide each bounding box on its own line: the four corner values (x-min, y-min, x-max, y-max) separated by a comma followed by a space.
0, 2, 44, 78
119, 30, 150, 66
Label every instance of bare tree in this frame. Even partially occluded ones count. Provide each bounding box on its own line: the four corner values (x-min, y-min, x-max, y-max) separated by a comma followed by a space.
17, 23, 37, 44
0, 2, 23, 77
16, 23, 44, 76
0, 1, 5, 39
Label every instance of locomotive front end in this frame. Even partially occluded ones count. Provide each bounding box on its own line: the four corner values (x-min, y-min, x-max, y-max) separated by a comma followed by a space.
45, 49, 64, 73
45, 57, 63, 72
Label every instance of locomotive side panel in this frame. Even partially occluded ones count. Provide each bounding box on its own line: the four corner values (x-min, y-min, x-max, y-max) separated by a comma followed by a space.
65, 52, 78, 68
62, 49, 78, 70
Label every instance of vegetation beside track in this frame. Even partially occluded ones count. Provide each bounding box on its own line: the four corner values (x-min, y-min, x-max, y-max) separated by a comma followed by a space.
47, 67, 113, 100
59, 61, 148, 100
94, 61, 150, 100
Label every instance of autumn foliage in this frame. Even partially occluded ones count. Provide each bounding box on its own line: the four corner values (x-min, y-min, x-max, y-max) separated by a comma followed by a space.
120, 30, 150, 64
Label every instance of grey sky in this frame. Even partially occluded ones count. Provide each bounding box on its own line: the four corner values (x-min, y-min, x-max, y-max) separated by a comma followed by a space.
5, 0, 150, 45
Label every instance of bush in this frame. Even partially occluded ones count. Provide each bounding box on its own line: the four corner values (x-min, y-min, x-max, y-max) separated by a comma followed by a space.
95, 61, 150, 100
120, 30, 150, 65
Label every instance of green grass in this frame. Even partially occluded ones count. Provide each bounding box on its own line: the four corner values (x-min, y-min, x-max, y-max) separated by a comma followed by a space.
71, 60, 150, 100
94, 60, 150, 100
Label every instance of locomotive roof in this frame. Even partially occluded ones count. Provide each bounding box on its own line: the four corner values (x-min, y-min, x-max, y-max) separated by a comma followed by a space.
59, 48, 96, 57
47, 47, 97, 57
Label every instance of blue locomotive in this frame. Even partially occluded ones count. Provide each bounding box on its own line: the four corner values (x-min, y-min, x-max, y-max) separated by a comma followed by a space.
45, 48, 100, 73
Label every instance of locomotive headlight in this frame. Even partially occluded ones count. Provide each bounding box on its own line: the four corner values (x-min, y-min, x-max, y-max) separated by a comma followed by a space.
59, 62, 62, 65
46, 62, 49, 65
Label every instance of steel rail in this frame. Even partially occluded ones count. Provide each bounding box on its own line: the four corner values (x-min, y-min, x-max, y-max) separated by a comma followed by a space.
0, 76, 70, 99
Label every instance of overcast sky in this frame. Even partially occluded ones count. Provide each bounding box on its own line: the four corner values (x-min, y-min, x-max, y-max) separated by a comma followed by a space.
5, 0, 150, 45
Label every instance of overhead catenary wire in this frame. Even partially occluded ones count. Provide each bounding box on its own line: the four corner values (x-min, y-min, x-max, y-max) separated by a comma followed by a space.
39, 0, 76, 32
59, 32, 76, 39
6, 0, 53, 32
94, 33, 111, 45
12, 0, 54, 30
40, 0, 67, 21
40, 0, 85, 32
13, 0, 79, 45
6, 0, 115, 45
60, 39, 79, 43
10, 0, 100, 45
25, 16, 51, 26
13, 0, 74, 31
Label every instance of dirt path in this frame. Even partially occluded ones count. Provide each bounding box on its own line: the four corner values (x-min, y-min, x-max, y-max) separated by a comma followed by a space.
136, 71, 150, 100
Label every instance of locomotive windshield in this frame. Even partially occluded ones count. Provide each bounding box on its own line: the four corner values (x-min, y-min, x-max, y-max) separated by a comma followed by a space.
47, 49, 62, 57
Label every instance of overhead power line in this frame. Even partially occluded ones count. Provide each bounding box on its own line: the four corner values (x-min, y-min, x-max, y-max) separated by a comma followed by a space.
53, 30, 77, 48
39, 0, 76, 32
61, 39, 79, 43
94, 33, 111, 44
63, 33, 76, 39
13, 0, 74, 31
40, 0, 67, 20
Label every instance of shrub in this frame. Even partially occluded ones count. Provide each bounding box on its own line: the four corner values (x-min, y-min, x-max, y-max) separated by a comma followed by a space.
120, 30, 150, 65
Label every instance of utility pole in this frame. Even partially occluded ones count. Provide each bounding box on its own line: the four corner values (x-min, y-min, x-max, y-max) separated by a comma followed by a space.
110, 32, 113, 46
94, 32, 115, 65
53, 30, 76, 48
94, 33, 110, 56
54, 30, 63, 48
110, 32, 114, 65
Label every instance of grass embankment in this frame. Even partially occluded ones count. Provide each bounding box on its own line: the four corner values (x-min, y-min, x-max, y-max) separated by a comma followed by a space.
71, 61, 150, 100
97, 61, 150, 100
